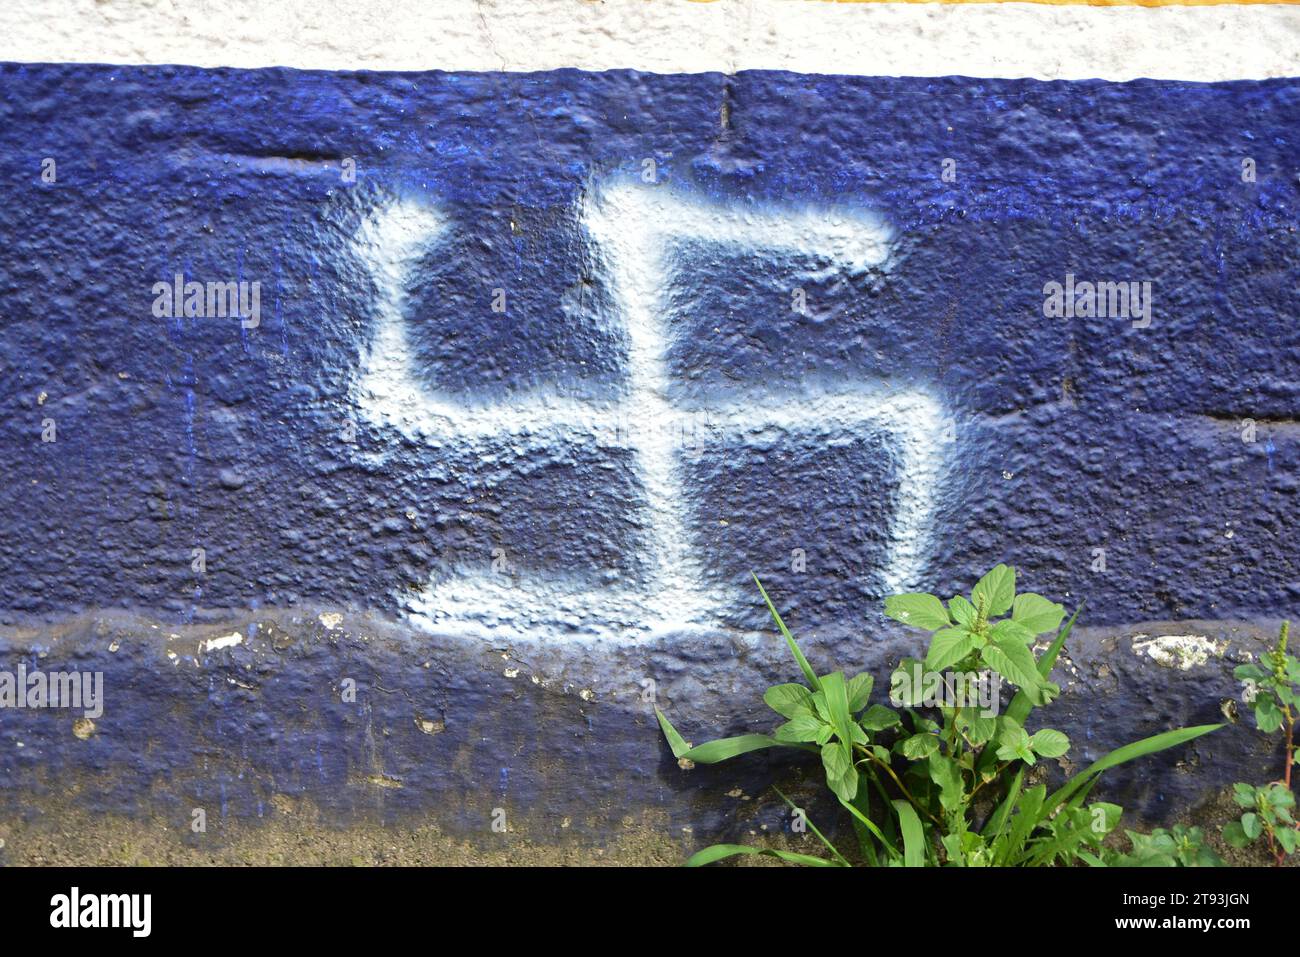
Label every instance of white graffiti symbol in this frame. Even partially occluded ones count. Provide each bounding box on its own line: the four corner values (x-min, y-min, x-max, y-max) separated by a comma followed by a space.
351, 181, 953, 640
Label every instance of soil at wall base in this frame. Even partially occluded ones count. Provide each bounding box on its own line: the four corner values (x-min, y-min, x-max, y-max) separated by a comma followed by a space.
0, 785, 1292, 866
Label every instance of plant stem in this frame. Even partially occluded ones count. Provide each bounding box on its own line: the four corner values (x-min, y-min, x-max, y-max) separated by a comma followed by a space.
1273, 622, 1294, 866
858, 746, 942, 826
1277, 706, 1295, 866
1284, 707, 1294, 792
968, 761, 1010, 801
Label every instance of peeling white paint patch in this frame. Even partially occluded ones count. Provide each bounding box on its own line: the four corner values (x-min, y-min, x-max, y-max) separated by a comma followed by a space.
1132, 634, 1227, 671
415, 716, 444, 735
200, 632, 244, 653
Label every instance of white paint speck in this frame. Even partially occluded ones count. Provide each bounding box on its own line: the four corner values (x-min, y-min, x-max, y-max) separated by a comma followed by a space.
200, 632, 244, 653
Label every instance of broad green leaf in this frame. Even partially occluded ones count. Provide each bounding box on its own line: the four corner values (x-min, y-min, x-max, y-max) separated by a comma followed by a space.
889, 659, 925, 707
971, 564, 1016, 617
1088, 802, 1123, 837
1029, 728, 1070, 758
978, 605, 1080, 776
959, 711, 997, 747
775, 715, 826, 743
1277, 827, 1297, 854
940, 833, 963, 864
820, 672, 855, 757
686, 844, 843, 867
1222, 820, 1252, 849
822, 741, 851, 778
819, 674, 859, 799
892, 800, 927, 868
847, 673, 874, 712
995, 715, 1025, 740
884, 592, 952, 631
810, 690, 830, 722
995, 723, 1033, 764
926, 628, 977, 671
928, 752, 965, 812
1046, 724, 1223, 812
1242, 813, 1262, 840
821, 740, 858, 802
1234, 663, 1266, 682
860, 704, 901, 731
942, 830, 986, 867
989, 619, 1035, 645
981, 639, 1044, 697
754, 574, 820, 691
908, 709, 940, 735
1255, 696, 1283, 733
949, 595, 977, 627
764, 683, 815, 719
901, 733, 940, 760
1011, 593, 1066, 635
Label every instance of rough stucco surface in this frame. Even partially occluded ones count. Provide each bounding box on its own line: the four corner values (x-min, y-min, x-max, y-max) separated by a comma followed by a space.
0, 62, 1298, 859
2, 0, 1300, 80
0, 610, 1286, 865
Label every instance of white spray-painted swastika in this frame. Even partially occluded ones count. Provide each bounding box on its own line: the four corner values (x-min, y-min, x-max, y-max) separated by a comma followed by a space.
351, 181, 953, 641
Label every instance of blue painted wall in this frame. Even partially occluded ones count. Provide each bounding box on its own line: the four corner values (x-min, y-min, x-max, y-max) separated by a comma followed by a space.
0, 66, 1297, 843
2, 67, 1298, 630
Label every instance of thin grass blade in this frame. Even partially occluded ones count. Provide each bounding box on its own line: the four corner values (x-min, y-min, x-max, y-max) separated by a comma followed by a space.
1045, 724, 1223, 813
840, 796, 900, 862
892, 799, 926, 867
754, 574, 821, 691
686, 844, 844, 867
773, 787, 851, 866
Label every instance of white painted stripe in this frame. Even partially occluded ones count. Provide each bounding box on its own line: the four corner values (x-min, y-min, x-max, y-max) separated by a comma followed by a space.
2, 0, 1297, 81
